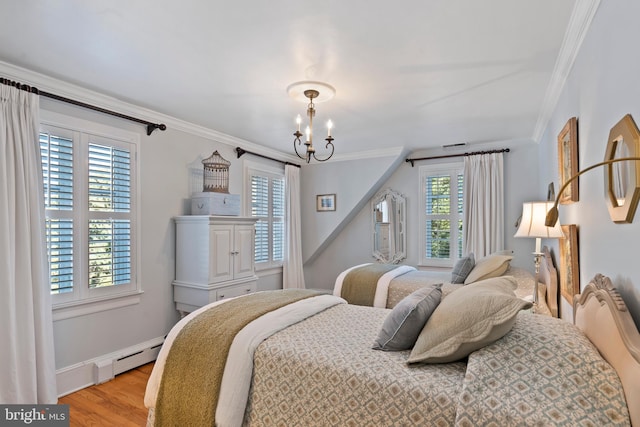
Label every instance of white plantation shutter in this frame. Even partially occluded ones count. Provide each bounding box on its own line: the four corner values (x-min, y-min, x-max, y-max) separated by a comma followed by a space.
420, 163, 464, 267
249, 167, 285, 268
251, 175, 269, 263
272, 177, 284, 262
88, 143, 132, 288
40, 130, 74, 294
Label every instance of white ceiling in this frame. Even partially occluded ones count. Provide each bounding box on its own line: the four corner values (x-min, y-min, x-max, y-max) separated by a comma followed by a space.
0, 1, 581, 159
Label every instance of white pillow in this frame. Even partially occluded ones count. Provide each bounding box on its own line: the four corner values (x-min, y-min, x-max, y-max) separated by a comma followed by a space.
464, 254, 513, 284
408, 276, 532, 364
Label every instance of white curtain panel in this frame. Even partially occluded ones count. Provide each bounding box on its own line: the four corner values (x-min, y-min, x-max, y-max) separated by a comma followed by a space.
462, 153, 505, 258
0, 85, 57, 403
283, 165, 306, 289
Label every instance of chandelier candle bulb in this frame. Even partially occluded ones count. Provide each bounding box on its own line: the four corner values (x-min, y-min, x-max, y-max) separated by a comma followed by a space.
296, 114, 302, 131
327, 119, 333, 137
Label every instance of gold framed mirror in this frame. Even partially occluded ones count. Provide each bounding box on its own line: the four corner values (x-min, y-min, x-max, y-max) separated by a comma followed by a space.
604, 114, 640, 223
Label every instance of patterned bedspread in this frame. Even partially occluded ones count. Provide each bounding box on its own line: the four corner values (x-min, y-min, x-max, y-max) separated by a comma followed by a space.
242, 305, 630, 427
456, 312, 630, 426
146, 293, 630, 426
245, 305, 630, 427
244, 303, 466, 426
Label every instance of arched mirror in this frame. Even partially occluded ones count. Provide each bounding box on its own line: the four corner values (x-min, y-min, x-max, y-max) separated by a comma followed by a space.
604, 114, 640, 223
372, 188, 406, 264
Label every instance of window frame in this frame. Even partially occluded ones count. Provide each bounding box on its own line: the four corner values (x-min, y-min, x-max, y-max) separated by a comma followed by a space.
40, 110, 141, 320
244, 160, 285, 271
418, 162, 464, 268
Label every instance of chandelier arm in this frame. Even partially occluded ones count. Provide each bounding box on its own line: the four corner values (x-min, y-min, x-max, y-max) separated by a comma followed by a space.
311, 139, 335, 162
293, 132, 306, 160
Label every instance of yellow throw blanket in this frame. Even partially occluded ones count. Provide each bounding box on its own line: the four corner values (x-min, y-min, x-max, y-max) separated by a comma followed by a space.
340, 263, 398, 306
154, 289, 321, 427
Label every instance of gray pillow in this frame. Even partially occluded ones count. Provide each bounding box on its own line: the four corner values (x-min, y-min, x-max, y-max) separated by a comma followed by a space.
408, 276, 532, 364
373, 284, 442, 351
451, 253, 475, 283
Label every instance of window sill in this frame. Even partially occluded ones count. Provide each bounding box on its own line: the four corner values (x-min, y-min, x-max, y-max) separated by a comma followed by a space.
52, 290, 143, 321
255, 266, 283, 276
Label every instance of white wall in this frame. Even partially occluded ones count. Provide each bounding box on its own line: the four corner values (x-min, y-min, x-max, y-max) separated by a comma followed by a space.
304, 140, 542, 290
537, 0, 640, 326
300, 152, 405, 266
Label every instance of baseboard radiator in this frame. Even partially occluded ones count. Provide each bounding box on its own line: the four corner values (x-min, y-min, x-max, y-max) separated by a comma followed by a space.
57, 336, 165, 397
94, 339, 164, 384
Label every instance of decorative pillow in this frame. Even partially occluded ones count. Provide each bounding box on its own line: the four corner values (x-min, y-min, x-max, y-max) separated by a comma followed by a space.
463, 254, 513, 284
373, 283, 442, 351
451, 253, 475, 284
407, 276, 532, 364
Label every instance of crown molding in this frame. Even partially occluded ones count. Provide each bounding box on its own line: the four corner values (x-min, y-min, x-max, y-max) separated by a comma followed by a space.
532, 0, 601, 143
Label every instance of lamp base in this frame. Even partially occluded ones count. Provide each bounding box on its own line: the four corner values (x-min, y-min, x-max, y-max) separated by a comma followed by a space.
531, 251, 543, 311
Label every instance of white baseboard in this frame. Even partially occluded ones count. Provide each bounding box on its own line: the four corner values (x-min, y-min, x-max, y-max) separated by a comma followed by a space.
56, 336, 164, 397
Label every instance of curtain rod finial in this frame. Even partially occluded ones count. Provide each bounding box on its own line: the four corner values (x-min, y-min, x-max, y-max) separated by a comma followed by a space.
146, 123, 166, 136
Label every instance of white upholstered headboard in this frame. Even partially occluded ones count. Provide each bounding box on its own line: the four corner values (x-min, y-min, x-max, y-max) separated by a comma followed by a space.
574, 275, 640, 427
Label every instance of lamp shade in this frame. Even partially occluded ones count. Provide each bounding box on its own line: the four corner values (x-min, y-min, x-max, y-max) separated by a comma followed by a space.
515, 201, 565, 239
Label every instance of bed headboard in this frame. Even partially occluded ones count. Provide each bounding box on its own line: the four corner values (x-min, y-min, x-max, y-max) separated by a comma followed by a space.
539, 246, 559, 318
574, 274, 640, 427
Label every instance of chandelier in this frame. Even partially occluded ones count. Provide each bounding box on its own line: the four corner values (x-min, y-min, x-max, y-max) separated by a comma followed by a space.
287, 81, 335, 163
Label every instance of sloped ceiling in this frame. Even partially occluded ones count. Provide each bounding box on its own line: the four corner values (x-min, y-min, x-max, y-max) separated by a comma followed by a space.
0, 1, 587, 158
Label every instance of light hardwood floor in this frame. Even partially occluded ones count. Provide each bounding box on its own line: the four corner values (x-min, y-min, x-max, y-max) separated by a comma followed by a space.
58, 362, 153, 427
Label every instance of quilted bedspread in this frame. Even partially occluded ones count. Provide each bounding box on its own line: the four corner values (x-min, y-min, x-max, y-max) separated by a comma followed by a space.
244, 303, 466, 426
455, 312, 630, 426
146, 294, 630, 426
242, 306, 630, 427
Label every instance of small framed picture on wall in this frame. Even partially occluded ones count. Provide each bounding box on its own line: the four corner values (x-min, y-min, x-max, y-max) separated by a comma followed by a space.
316, 194, 336, 212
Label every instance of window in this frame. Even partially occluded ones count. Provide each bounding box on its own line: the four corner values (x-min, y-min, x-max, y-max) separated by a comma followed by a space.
246, 163, 285, 269
40, 114, 139, 313
419, 163, 464, 267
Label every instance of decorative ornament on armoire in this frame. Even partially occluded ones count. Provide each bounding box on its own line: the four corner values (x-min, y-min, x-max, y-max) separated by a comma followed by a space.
202, 150, 231, 193
191, 150, 240, 216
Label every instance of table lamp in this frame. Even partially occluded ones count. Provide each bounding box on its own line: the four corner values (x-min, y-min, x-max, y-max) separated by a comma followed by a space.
515, 201, 565, 307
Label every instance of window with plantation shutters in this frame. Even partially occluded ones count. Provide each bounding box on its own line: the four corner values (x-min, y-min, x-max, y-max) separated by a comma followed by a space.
247, 164, 285, 268
40, 117, 139, 313
419, 163, 464, 267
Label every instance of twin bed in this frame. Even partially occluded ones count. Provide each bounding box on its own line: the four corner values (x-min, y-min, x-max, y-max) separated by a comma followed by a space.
334, 250, 556, 317
145, 248, 639, 426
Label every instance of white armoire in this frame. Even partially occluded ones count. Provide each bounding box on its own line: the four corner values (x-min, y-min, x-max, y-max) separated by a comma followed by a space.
172, 215, 258, 315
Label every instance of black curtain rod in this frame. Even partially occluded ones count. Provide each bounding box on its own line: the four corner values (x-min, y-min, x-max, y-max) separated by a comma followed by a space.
405, 148, 510, 167
236, 147, 301, 168
1, 77, 166, 136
